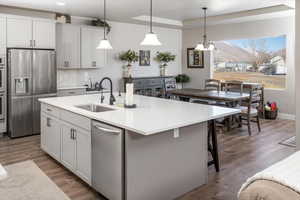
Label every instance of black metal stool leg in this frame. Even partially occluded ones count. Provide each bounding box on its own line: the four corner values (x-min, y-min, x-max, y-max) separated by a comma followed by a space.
207, 120, 220, 172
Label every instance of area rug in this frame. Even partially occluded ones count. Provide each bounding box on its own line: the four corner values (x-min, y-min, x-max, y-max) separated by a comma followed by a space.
0, 160, 71, 200
279, 136, 296, 148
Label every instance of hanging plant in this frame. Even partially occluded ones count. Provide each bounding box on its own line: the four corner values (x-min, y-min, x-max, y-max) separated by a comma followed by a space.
91, 18, 111, 35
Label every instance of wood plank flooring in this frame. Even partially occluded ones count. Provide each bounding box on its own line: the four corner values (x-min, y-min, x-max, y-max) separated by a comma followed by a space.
0, 119, 296, 200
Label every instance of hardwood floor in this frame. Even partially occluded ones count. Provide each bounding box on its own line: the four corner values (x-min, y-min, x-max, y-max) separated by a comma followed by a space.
0, 119, 296, 200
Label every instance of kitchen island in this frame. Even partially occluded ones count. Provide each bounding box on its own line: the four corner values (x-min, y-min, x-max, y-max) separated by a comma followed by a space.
39, 93, 239, 200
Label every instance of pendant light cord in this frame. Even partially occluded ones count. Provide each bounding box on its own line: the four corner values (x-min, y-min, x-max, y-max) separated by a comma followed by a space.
103, 0, 106, 39
150, 0, 153, 33
203, 7, 207, 43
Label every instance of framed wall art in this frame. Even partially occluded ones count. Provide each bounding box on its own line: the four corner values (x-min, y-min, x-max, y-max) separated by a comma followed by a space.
187, 48, 204, 68
139, 50, 151, 66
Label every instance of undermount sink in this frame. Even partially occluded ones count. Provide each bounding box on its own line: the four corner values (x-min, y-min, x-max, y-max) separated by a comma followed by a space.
75, 104, 115, 113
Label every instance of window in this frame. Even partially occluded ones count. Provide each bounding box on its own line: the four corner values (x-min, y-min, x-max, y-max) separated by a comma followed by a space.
213, 35, 287, 89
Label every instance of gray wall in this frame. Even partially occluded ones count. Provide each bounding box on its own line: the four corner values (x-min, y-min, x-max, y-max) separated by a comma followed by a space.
295, 2, 300, 149
182, 17, 295, 116
58, 20, 182, 90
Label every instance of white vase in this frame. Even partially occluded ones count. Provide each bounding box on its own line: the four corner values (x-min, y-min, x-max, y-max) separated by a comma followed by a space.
160, 65, 167, 76
123, 64, 132, 77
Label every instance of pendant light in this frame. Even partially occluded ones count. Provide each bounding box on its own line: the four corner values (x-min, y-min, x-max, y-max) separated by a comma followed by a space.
141, 0, 162, 46
195, 7, 215, 51
97, 0, 113, 49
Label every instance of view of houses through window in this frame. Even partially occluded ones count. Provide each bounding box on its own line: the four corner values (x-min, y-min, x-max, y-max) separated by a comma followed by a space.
213, 35, 287, 89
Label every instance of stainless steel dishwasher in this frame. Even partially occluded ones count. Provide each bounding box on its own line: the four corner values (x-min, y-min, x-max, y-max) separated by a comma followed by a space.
91, 121, 124, 200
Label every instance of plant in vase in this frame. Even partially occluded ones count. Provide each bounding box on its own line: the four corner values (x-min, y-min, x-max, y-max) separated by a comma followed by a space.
154, 52, 176, 76
119, 50, 139, 77
175, 74, 190, 89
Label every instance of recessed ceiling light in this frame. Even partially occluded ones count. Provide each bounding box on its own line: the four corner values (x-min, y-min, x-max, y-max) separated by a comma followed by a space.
56, 1, 66, 6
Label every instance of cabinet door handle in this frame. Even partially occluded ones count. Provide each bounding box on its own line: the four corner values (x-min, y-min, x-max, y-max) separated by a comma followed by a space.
46, 118, 51, 127
30, 40, 33, 47
92, 61, 97, 67
33, 40, 36, 47
73, 129, 77, 140
70, 129, 73, 139
64, 61, 69, 68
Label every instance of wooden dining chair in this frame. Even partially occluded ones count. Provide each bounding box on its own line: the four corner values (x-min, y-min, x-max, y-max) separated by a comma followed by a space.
225, 80, 244, 94
239, 85, 261, 136
190, 79, 221, 105
205, 79, 221, 91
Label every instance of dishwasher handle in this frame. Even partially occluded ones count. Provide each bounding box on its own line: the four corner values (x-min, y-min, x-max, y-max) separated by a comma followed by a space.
93, 125, 121, 135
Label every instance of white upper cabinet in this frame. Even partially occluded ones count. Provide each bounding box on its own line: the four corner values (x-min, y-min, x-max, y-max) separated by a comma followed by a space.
56, 24, 81, 69
7, 16, 32, 48
81, 26, 105, 68
33, 19, 56, 49
0, 16, 6, 47
7, 15, 56, 49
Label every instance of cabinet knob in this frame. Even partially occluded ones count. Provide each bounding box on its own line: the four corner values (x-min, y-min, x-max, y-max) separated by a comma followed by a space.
64, 61, 69, 68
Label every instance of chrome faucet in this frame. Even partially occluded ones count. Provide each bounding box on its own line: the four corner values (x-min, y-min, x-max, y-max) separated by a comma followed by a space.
99, 77, 116, 105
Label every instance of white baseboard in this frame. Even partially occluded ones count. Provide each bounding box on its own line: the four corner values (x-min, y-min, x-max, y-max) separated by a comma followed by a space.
278, 113, 296, 120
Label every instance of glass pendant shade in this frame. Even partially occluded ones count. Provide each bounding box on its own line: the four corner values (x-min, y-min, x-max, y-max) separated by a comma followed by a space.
195, 7, 215, 51
195, 43, 205, 51
97, 39, 113, 49
97, 0, 112, 50
195, 42, 215, 51
141, 33, 162, 46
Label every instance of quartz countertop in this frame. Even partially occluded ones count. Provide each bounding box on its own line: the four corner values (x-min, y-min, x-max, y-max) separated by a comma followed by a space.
39, 93, 240, 135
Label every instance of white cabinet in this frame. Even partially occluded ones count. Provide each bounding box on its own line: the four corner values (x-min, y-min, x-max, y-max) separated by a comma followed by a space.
41, 103, 92, 184
33, 19, 56, 48
0, 16, 6, 47
75, 128, 91, 182
81, 27, 105, 68
41, 114, 61, 161
61, 122, 91, 183
61, 123, 76, 171
7, 16, 32, 48
7, 16, 56, 48
56, 24, 81, 69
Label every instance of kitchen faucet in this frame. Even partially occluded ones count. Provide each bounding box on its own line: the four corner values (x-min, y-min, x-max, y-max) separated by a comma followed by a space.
99, 77, 116, 105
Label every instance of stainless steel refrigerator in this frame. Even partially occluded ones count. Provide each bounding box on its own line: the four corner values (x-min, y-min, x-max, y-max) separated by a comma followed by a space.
7, 49, 57, 138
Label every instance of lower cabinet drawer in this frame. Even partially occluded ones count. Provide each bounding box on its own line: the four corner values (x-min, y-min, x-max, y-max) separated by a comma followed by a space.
60, 109, 91, 131
58, 88, 86, 97
41, 103, 60, 118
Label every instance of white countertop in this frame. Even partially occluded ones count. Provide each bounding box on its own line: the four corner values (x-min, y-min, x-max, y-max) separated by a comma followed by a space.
39, 93, 240, 135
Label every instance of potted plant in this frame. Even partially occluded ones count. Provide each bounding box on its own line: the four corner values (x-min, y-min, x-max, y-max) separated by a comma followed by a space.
119, 50, 139, 77
175, 74, 190, 88
154, 52, 176, 76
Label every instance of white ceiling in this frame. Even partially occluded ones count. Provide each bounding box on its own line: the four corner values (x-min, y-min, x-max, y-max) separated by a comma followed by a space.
0, 0, 295, 26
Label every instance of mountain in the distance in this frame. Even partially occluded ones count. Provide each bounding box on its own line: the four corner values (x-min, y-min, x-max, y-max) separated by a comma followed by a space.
214, 42, 257, 63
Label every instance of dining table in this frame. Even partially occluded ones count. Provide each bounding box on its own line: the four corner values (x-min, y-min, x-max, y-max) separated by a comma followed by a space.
168, 88, 250, 106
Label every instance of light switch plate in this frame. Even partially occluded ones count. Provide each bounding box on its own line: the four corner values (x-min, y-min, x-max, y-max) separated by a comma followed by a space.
174, 128, 180, 138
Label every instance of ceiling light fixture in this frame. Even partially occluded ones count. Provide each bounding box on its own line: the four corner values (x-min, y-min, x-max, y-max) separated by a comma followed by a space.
141, 0, 162, 46
97, 0, 113, 50
195, 7, 215, 51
